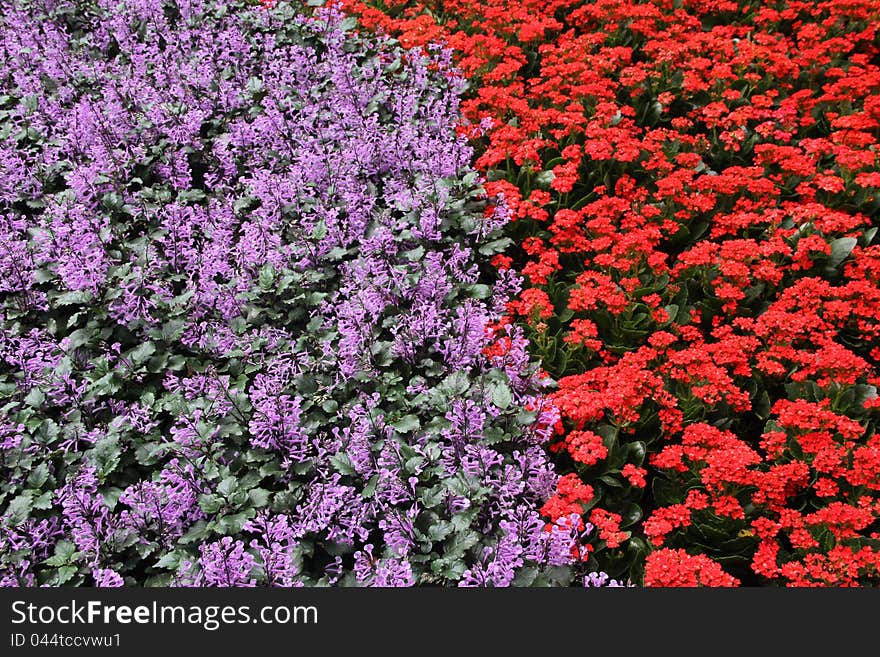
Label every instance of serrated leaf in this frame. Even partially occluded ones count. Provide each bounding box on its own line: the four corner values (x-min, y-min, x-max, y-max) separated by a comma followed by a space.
91, 436, 121, 480
7, 492, 33, 524
44, 541, 76, 566
491, 382, 513, 410
154, 552, 182, 569
362, 474, 379, 499
24, 387, 45, 408
64, 328, 93, 350
403, 246, 424, 261
248, 488, 270, 508
258, 264, 276, 289
127, 341, 156, 365
442, 371, 470, 396
56, 565, 78, 584
477, 237, 513, 256
199, 494, 223, 515
161, 319, 185, 342
26, 463, 50, 489
391, 414, 420, 433
32, 491, 54, 510
512, 566, 539, 586
469, 284, 492, 299
330, 453, 356, 475
216, 510, 254, 534
55, 290, 92, 306
427, 521, 454, 542
217, 476, 239, 497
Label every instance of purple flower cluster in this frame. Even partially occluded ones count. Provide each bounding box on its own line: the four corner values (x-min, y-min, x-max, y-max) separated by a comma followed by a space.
0, 0, 575, 586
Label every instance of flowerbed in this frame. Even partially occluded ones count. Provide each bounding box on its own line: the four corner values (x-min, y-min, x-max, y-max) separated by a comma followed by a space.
0, 0, 583, 586
340, 0, 880, 585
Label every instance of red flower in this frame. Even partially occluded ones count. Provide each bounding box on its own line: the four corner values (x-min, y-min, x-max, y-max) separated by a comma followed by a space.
622, 464, 647, 488
644, 549, 740, 587
589, 508, 628, 548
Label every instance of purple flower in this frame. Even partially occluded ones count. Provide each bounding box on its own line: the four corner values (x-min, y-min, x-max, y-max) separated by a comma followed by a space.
118, 460, 205, 546
354, 545, 416, 587
584, 572, 629, 588
193, 537, 257, 587
58, 466, 111, 564
244, 514, 302, 587
92, 568, 124, 587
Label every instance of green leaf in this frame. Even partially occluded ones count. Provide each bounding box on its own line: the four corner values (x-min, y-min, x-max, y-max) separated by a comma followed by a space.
477, 237, 513, 256
295, 375, 317, 395
491, 381, 513, 410
534, 169, 556, 188
33, 268, 55, 283
128, 341, 156, 365
624, 441, 647, 466
662, 304, 679, 323
512, 566, 539, 586
330, 452, 356, 475
56, 565, 78, 584
238, 471, 263, 490
442, 371, 470, 396
753, 389, 771, 420
248, 488, 271, 508
32, 491, 53, 510
621, 504, 643, 528
26, 463, 50, 489
180, 521, 209, 544
217, 476, 239, 497
154, 552, 182, 569
596, 424, 618, 451
44, 541, 77, 566
468, 284, 492, 299
24, 387, 45, 408
427, 521, 454, 542
514, 409, 538, 426
161, 319, 185, 342
258, 264, 276, 289
55, 290, 92, 306
370, 341, 393, 367
391, 414, 421, 433
362, 474, 379, 499
8, 492, 33, 524
199, 494, 223, 515
215, 510, 255, 534
828, 237, 857, 268
64, 328, 93, 350
91, 436, 121, 480
403, 246, 424, 261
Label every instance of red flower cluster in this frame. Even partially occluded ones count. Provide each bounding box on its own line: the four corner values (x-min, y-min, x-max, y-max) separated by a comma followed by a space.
644, 549, 740, 587
649, 404, 880, 586
339, 0, 880, 585
540, 473, 594, 524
